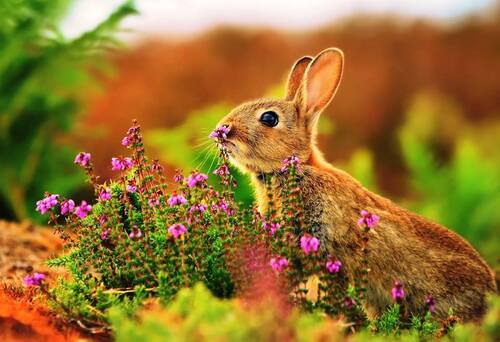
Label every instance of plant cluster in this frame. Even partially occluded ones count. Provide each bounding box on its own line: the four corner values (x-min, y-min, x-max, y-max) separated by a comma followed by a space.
34, 121, 454, 338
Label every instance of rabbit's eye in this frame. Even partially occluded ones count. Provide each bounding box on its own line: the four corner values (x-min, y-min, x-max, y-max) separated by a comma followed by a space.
259, 111, 279, 127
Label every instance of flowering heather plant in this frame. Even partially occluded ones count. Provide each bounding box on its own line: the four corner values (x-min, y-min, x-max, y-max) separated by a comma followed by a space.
37, 121, 442, 335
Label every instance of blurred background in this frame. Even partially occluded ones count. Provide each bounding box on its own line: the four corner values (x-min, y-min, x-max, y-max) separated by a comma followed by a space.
0, 0, 498, 264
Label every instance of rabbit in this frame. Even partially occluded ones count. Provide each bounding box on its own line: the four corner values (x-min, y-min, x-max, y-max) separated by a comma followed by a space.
214, 47, 497, 322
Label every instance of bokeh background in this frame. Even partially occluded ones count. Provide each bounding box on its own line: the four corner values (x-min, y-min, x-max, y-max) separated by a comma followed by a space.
1, 0, 499, 265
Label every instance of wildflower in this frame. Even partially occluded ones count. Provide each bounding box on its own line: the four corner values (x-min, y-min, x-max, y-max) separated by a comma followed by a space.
425, 294, 436, 313
212, 199, 234, 216
280, 155, 300, 173
167, 194, 187, 207
189, 203, 207, 214
36, 194, 59, 214
168, 223, 187, 239
99, 188, 111, 201
209, 125, 230, 141
111, 157, 133, 171
269, 256, 289, 272
129, 226, 142, 239
300, 235, 319, 255
99, 214, 107, 225
213, 163, 230, 177
121, 136, 130, 146
262, 221, 280, 235
173, 169, 183, 183
344, 296, 356, 309
148, 197, 160, 207
391, 281, 405, 302
100, 228, 110, 240
326, 259, 342, 273
357, 210, 380, 228
151, 160, 164, 173
60, 199, 75, 215
186, 171, 208, 188
23, 272, 45, 287
75, 200, 92, 219
74, 152, 91, 167
126, 184, 137, 193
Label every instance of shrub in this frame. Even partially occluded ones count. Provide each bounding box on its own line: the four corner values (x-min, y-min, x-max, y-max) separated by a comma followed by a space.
35, 121, 448, 337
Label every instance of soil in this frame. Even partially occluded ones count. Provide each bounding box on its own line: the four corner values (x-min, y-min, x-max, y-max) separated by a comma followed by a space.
0, 220, 88, 341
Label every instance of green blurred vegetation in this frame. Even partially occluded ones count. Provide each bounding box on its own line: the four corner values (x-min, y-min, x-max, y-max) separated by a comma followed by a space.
109, 283, 500, 342
0, 0, 136, 221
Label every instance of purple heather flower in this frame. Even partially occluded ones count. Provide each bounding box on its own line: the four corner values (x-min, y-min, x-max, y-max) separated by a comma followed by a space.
121, 136, 130, 147
391, 281, 405, 302
189, 204, 207, 214
300, 235, 319, 255
148, 197, 160, 207
425, 294, 436, 313
262, 221, 280, 236
173, 170, 183, 183
280, 155, 300, 173
167, 194, 187, 207
23, 272, 46, 287
213, 164, 230, 177
60, 199, 75, 215
269, 256, 289, 272
126, 184, 137, 193
100, 228, 110, 240
186, 172, 208, 188
111, 157, 133, 171
326, 259, 342, 274
344, 296, 356, 309
209, 125, 231, 141
36, 194, 59, 214
75, 200, 92, 219
99, 188, 111, 201
168, 223, 187, 239
99, 214, 108, 225
129, 226, 143, 239
357, 210, 380, 228
212, 199, 234, 216
74, 152, 91, 167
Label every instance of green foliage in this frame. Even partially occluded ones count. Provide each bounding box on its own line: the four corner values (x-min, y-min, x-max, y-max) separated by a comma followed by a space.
399, 92, 500, 263
375, 304, 401, 335
0, 0, 136, 221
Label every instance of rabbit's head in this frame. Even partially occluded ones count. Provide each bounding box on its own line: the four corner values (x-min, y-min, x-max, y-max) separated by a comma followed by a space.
216, 48, 343, 173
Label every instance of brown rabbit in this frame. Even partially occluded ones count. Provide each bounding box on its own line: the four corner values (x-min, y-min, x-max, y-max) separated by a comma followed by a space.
214, 48, 496, 321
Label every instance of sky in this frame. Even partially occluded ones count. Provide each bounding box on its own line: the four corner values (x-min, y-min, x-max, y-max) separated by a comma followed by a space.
61, 0, 495, 40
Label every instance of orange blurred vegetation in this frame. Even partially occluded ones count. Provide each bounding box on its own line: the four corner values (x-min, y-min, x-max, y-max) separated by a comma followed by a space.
81, 14, 500, 195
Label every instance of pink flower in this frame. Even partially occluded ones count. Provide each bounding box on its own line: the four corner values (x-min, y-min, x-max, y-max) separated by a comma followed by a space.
357, 210, 380, 228
100, 228, 110, 240
186, 172, 208, 188
74, 152, 91, 167
212, 199, 234, 216
75, 200, 92, 219
129, 226, 142, 239
148, 196, 160, 207
168, 224, 187, 239
262, 221, 280, 235
391, 281, 405, 302
344, 296, 356, 309
209, 125, 231, 141
23, 272, 45, 287
270, 256, 289, 272
126, 184, 137, 193
213, 164, 230, 177
121, 136, 130, 146
425, 294, 436, 313
300, 235, 319, 255
167, 194, 187, 207
99, 188, 111, 201
36, 194, 59, 214
280, 155, 300, 173
99, 214, 108, 225
111, 157, 133, 171
326, 259, 342, 273
189, 204, 207, 214
173, 170, 183, 183
60, 199, 75, 215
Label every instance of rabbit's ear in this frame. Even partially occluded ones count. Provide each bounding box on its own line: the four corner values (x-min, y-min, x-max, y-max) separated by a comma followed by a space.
298, 48, 343, 125
285, 56, 313, 101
